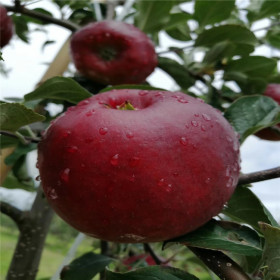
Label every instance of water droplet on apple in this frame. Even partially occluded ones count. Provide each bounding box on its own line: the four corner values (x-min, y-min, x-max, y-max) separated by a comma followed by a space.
202, 113, 211, 121
66, 146, 78, 154
178, 98, 189, 104
205, 177, 211, 184
194, 113, 200, 117
191, 120, 198, 127
180, 137, 188, 146
157, 178, 165, 187
67, 106, 76, 112
138, 90, 149, 96
99, 127, 108, 135
128, 174, 136, 182
35, 175, 41, 181
85, 111, 94, 117
201, 125, 206, 131
60, 168, 70, 183
78, 100, 89, 106
226, 177, 234, 188
62, 130, 71, 138
185, 123, 190, 128
110, 154, 119, 166
47, 188, 58, 200
226, 136, 233, 143
105, 32, 111, 37
226, 166, 231, 177
198, 98, 205, 103
173, 172, 179, 177
126, 131, 134, 139
129, 156, 140, 167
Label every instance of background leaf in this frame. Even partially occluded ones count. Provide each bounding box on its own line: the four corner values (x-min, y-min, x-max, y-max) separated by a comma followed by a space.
106, 266, 199, 280
224, 95, 280, 142
60, 252, 112, 280
0, 103, 45, 132
24, 77, 92, 104
164, 220, 262, 256
194, 0, 235, 26
223, 186, 279, 232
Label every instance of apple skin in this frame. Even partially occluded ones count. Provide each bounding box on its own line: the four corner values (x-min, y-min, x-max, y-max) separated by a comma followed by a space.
0, 6, 13, 48
122, 254, 156, 268
255, 84, 280, 141
38, 89, 240, 243
70, 20, 158, 85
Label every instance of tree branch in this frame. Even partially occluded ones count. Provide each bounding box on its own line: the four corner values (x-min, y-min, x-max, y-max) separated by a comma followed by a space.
238, 166, 280, 186
188, 246, 252, 280
143, 243, 162, 265
0, 130, 41, 144
0, 201, 24, 229
4, 4, 80, 32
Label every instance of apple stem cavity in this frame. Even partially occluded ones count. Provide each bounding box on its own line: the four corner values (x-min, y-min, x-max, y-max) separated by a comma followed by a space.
104, 100, 136, 110
99, 46, 118, 61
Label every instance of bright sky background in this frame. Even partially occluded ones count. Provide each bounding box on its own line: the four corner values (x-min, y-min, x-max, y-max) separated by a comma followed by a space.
0, 0, 280, 220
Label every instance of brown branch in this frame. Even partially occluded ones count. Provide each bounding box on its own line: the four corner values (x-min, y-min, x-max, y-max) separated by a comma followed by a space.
238, 166, 280, 186
4, 4, 80, 32
0, 201, 24, 229
0, 130, 41, 143
188, 247, 252, 280
143, 243, 162, 265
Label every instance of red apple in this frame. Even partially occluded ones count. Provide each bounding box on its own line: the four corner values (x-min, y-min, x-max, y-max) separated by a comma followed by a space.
255, 84, 280, 141
70, 20, 157, 85
38, 89, 240, 243
0, 6, 13, 48
122, 254, 156, 268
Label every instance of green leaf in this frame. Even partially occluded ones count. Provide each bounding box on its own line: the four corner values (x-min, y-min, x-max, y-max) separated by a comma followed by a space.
224, 95, 280, 142
11, 15, 29, 43
194, 0, 235, 26
223, 186, 279, 232
247, 0, 280, 22
135, 0, 175, 33
0, 135, 19, 148
24, 77, 92, 104
259, 223, 280, 279
60, 252, 112, 280
195, 25, 257, 56
4, 143, 37, 166
157, 57, 195, 89
164, 220, 262, 256
106, 266, 199, 280
225, 56, 277, 79
0, 103, 45, 132
165, 13, 192, 41
266, 26, 280, 49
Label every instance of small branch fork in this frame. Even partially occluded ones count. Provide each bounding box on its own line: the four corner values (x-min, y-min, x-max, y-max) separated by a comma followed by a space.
4, 3, 80, 32
0, 130, 41, 144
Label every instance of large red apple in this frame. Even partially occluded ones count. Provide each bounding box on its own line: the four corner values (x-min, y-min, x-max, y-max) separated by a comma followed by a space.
0, 6, 13, 48
38, 89, 240, 243
70, 20, 157, 85
255, 84, 280, 141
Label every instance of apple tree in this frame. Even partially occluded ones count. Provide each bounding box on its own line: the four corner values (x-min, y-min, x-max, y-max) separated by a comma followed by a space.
1, 1, 280, 280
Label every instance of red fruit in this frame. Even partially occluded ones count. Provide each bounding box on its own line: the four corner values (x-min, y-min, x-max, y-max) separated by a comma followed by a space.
38, 89, 240, 243
70, 20, 157, 85
255, 84, 280, 141
0, 6, 13, 48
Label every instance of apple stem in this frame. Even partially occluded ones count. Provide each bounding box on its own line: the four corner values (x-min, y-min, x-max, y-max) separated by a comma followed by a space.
143, 243, 162, 265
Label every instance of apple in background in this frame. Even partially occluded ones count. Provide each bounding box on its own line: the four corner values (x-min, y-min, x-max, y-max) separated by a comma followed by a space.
0, 6, 14, 48
122, 254, 157, 268
255, 84, 280, 141
70, 20, 158, 85
38, 89, 240, 243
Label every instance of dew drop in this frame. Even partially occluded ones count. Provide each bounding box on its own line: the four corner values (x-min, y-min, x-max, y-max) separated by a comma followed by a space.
66, 146, 78, 154
198, 98, 205, 103
191, 120, 198, 127
47, 188, 58, 200
194, 113, 200, 117
202, 113, 211, 121
157, 178, 165, 187
62, 130, 71, 138
205, 177, 211, 184
173, 172, 179, 177
105, 32, 111, 37
110, 154, 119, 166
128, 174, 136, 182
35, 175, 41, 181
201, 125, 206, 132
85, 111, 94, 117
178, 98, 189, 104
226, 136, 233, 143
226, 166, 231, 177
180, 137, 188, 146
79, 100, 89, 106
99, 127, 108, 135
129, 156, 140, 167
67, 106, 76, 112
185, 123, 190, 128
138, 90, 149, 96
226, 177, 234, 188
60, 168, 70, 183
126, 131, 134, 139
